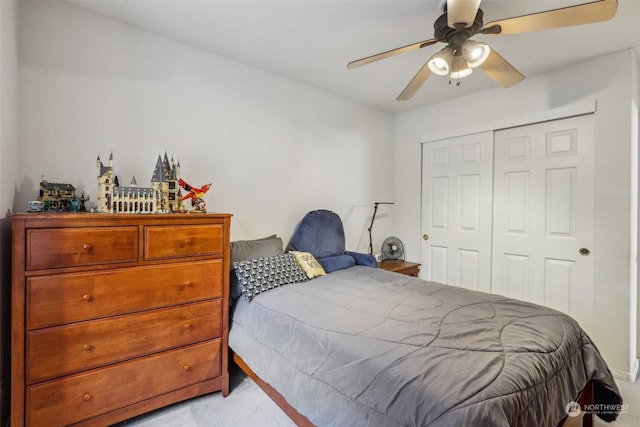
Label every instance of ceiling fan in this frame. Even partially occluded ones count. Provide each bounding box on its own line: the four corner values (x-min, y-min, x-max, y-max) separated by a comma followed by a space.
347, 0, 618, 101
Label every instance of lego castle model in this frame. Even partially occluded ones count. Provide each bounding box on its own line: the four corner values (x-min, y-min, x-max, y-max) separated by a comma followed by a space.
96, 152, 182, 213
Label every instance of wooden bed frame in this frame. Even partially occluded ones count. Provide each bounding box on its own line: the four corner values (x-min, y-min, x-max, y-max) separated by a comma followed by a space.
233, 352, 314, 427
232, 352, 594, 427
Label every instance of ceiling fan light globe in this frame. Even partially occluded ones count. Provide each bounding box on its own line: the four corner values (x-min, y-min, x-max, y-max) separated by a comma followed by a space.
451, 51, 473, 79
428, 57, 450, 75
451, 66, 473, 79
427, 47, 453, 76
463, 40, 490, 68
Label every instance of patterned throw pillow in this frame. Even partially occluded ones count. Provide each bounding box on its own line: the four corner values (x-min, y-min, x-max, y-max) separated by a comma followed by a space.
233, 253, 309, 302
290, 251, 326, 279
230, 235, 284, 300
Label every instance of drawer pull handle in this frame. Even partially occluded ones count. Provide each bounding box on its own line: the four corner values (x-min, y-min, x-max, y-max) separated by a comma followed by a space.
82, 393, 92, 401
83, 294, 92, 302
180, 281, 192, 290
83, 344, 92, 351
184, 238, 192, 245
82, 244, 92, 251
183, 364, 191, 372
184, 323, 191, 329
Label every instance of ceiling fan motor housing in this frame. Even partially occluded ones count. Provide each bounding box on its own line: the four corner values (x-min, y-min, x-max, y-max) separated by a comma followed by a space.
434, 8, 485, 46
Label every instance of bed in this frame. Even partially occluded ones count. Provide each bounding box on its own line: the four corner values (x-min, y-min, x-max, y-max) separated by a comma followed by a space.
229, 263, 622, 426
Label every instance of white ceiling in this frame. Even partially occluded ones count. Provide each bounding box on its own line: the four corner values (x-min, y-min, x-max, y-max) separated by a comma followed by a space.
62, 0, 640, 114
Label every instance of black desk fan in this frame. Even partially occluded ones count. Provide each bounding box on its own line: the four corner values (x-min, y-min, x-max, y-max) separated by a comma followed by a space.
381, 237, 405, 262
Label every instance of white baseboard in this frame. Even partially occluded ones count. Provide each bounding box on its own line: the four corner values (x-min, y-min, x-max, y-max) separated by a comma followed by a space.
611, 358, 639, 381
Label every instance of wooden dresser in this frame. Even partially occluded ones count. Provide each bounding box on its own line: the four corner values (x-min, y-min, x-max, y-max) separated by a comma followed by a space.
9, 213, 231, 427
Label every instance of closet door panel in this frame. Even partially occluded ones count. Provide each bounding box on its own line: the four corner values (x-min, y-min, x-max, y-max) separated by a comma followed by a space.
421, 132, 493, 292
492, 114, 594, 335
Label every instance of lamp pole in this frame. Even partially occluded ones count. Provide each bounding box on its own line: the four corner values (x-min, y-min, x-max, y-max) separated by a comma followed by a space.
368, 202, 394, 255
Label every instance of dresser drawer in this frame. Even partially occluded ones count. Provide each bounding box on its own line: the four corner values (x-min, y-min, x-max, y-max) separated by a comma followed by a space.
27, 227, 138, 270
27, 339, 221, 427
27, 300, 222, 383
145, 224, 224, 260
27, 259, 223, 329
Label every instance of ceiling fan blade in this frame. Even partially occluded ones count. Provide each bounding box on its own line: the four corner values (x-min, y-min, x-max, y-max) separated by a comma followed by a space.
397, 61, 433, 101
479, 49, 524, 88
347, 39, 437, 69
447, 0, 482, 28
483, 0, 617, 36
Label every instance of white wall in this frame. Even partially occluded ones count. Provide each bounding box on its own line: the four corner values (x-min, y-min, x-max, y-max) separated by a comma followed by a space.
0, 0, 19, 424
17, 0, 395, 252
394, 49, 639, 379
634, 52, 640, 371
0, 1, 18, 214
0, 0, 18, 214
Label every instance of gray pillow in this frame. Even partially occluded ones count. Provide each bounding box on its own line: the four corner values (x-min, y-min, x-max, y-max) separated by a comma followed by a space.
231, 234, 283, 264
230, 235, 284, 300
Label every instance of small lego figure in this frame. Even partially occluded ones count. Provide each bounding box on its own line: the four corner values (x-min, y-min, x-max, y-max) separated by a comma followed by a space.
178, 178, 212, 213
78, 193, 90, 212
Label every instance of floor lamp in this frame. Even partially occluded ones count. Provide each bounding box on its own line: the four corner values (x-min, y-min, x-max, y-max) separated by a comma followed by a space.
368, 202, 394, 255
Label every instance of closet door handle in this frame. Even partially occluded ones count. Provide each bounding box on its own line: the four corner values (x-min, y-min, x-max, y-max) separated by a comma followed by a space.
579, 248, 590, 256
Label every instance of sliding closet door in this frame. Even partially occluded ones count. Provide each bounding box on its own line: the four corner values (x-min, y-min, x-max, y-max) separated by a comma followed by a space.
421, 132, 493, 292
492, 114, 594, 333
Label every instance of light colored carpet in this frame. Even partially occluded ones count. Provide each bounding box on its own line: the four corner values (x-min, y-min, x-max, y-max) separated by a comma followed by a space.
116, 365, 639, 426
113, 364, 295, 427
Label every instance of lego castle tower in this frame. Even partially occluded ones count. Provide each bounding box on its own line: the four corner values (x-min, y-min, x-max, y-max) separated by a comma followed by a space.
96, 152, 181, 213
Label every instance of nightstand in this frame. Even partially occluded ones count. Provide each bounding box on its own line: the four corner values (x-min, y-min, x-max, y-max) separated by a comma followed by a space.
377, 260, 421, 277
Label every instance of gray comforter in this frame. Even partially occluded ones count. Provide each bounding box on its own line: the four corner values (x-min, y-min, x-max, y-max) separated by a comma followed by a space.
229, 266, 622, 426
